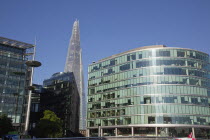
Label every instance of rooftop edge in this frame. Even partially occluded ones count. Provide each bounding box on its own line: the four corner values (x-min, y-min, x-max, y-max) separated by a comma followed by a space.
0, 36, 34, 49
97, 45, 166, 63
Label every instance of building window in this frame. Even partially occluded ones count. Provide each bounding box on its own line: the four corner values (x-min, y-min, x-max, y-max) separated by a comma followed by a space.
120, 63, 130, 71
177, 51, 185, 57
139, 54, 142, 59
136, 61, 150, 68
110, 59, 115, 66
127, 55, 130, 61
131, 54, 136, 60
164, 117, 172, 124
148, 116, 155, 124
144, 97, 151, 104
90, 88, 95, 94
157, 51, 170, 57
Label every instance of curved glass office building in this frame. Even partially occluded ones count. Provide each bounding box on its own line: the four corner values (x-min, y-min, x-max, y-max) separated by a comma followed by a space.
87, 45, 210, 138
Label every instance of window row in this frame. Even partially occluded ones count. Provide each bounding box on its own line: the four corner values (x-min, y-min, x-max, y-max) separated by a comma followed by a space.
0, 95, 24, 104
0, 44, 24, 54
87, 105, 210, 116
88, 95, 210, 109
0, 86, 25, 95
0, 51, 24, 60
0, 103, 23, 114
89, 76, 210, 95
89, 58, 210, 79
0, 60, 26, 69
0, 77, 25, 87
89, 67, 209, 86
0, 69, 26, 78
87, 114, 210, 127
89, 49, 209, 72
88, 85, 209, 99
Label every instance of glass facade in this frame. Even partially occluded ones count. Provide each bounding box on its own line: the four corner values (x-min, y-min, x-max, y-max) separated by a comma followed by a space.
87, 45, 210, 138
64, 20, 86, 130
42, 72, 80, 136
0, 37, 34, 132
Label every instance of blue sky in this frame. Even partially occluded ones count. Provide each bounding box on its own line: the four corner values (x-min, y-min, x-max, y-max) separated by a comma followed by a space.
0, 0, 210, 90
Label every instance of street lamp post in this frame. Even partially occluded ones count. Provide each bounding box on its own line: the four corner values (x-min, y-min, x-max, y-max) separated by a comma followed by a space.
24, 44, 41, 135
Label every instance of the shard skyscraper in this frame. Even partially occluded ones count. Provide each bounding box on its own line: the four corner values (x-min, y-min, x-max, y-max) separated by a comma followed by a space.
64, 20, 86, 129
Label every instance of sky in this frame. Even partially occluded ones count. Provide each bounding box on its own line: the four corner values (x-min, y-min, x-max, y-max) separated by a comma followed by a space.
0, 0, 210, 91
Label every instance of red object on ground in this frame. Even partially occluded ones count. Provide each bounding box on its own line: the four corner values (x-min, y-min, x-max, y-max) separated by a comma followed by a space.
188, 132, 193, 138
174, 138, 196, 140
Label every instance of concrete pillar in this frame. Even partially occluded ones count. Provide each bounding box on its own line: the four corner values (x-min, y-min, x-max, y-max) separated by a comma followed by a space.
101, 128, 103, 136
155, 127, 158, 136
192, 127, 195, 138
131, 127, 134, 136
115, 128, 118, 136
166, 127, 168, 135
86, 129, 90, 137
98, 126, 101, 137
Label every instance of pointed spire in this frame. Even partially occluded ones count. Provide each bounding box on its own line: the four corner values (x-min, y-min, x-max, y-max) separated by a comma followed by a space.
73, 19, 79, 30
64, 20, 80, 72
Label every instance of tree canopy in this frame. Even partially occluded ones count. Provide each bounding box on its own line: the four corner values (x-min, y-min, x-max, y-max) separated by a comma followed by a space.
0, 114, 14, 137
33, 110, 63, 138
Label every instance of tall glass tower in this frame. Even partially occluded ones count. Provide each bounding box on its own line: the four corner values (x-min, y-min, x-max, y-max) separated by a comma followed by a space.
64, 20, 86, 129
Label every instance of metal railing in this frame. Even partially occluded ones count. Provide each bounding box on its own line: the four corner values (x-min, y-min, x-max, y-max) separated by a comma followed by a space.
22, 136, 208, 140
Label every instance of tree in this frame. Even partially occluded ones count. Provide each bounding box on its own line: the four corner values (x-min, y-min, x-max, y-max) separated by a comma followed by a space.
33, 110, 63, 138
0, 114, 14, 137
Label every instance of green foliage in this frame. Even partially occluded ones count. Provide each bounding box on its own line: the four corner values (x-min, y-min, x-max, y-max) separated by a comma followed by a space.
8, 131, 19, 135
0, 114, 14, 136
33, 110, 63, 138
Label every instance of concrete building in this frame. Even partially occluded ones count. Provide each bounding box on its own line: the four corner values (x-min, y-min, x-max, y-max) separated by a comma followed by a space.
64, 20, 86, 130
87, 45, 210, 139
42, 72, 80, 136
0, 37, 35, 133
